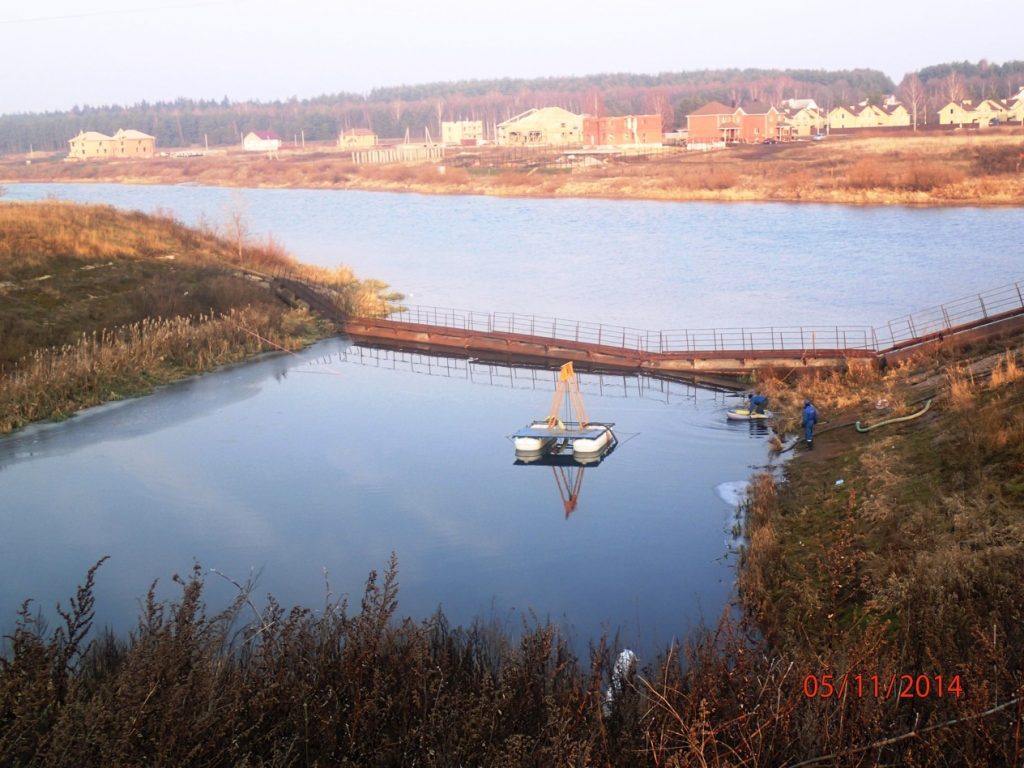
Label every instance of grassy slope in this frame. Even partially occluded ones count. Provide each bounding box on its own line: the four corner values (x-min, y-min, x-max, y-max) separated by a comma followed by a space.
0, 201, 396, 430
743, 336, 1024, 694
3, 132, 1024, 205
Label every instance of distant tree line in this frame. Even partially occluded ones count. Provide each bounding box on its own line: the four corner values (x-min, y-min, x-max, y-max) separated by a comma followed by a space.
1, 62, 1019, 155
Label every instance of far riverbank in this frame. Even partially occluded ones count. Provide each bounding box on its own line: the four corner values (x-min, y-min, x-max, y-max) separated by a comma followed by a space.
4, 132, 1024, 207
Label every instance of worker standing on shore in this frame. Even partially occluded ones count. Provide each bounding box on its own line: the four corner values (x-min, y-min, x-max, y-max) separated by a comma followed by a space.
802, 398, 818, 449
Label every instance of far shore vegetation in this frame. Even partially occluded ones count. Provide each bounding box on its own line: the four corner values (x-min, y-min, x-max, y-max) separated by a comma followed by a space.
3, 131, 1023, 207
0, 200, 400, 433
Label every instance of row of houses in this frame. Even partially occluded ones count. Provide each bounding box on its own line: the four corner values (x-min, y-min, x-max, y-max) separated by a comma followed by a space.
62, 84, 1024, 160
67, 129, 156, 160
687, 86, 1024, 145
938, 89, 1024, 126
686, 99, 912, 144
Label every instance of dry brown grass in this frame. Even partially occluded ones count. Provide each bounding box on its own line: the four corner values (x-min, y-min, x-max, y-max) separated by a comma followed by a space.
0, 306, 320, 432
989, 350, 1022, 388
946, 365, 978, 410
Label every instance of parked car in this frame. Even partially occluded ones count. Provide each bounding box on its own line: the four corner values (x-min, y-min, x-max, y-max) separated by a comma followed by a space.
762, 138, 777, 144
989, 118, 1001, 126
812, 133, 826, 141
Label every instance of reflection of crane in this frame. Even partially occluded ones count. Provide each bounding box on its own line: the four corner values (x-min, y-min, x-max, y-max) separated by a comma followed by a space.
552, 465, 585, 518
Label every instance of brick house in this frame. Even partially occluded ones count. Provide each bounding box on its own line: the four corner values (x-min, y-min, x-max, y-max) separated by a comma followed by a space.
686, 101, 786, 144
582, 114, 662, 146
685, 101, 737, 144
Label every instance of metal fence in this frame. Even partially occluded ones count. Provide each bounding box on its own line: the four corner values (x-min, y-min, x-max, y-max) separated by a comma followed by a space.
369, 279, 1024, 355
368, 280, 1024, 356
875, 280, 1024, 349
377, 306, 876, 353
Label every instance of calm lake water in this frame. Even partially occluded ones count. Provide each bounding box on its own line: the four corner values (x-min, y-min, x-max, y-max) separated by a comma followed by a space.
7, 183, 1024, 329
3, 183, 1023, 658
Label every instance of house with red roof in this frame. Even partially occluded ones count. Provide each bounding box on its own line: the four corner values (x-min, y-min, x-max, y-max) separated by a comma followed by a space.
686, 101, 787, 145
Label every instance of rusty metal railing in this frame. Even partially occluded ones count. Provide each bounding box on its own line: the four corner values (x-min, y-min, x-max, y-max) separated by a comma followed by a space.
875, 279, 1024, 349
375, 305, 876, 353
365, 278, 1024, 355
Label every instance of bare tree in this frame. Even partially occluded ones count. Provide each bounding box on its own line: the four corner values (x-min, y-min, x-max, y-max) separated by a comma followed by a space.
899, 73, 926, 130
225, 192, 249, 263
945, 70, 967, 103
648, 88, 674, 130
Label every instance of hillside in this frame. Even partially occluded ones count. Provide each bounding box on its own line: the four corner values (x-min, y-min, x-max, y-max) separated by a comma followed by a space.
0, 201, 399, 431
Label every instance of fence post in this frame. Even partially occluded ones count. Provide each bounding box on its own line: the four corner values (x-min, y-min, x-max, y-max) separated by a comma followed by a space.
576, 322, 580, 342
978, 294, 988, 318
598, 326, 603, 346
1016, 282, 1023, 308
659, 330, 664, 353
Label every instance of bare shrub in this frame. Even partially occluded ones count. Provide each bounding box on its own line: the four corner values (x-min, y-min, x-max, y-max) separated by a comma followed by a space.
989, 351, 1022, 389
901, 161, 966, 191
847, 158, 893, 189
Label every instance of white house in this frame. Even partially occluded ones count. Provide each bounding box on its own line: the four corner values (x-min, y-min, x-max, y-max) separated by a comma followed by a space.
243, 131, 282, 152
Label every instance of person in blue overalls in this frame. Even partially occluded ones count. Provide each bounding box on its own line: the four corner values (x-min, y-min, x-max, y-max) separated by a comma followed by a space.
749, 391, 768, 415
801, 398, 819, 449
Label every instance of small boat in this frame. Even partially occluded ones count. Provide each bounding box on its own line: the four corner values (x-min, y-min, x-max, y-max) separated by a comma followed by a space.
726, 407, 773, 421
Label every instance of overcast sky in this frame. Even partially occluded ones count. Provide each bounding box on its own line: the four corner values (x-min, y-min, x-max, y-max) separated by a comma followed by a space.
2, 0, 1022, 114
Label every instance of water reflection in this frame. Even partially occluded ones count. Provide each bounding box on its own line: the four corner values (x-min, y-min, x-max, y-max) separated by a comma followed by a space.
0, 355, 289, 471
513, 444, 618, 518
1, 337, 772, 656
302, 343, 729, 405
